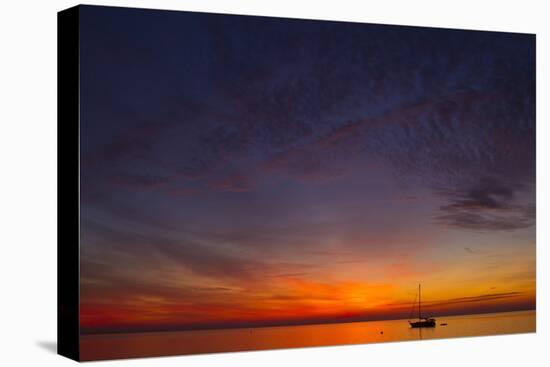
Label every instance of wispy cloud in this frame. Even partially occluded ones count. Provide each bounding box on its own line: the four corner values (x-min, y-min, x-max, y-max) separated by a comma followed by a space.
434, 177, 535, 231
207, 172, 255, 192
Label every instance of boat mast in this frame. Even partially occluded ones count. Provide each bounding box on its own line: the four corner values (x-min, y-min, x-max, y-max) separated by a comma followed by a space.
418, 284, 421, 320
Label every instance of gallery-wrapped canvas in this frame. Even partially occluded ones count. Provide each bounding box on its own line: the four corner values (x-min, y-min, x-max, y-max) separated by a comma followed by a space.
58, 4, 536, 361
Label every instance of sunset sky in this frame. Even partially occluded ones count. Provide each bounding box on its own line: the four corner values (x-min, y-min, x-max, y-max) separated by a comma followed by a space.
79, 6, 535, 334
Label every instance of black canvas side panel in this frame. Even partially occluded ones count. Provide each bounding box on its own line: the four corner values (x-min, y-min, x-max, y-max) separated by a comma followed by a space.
57, 5, 80, 362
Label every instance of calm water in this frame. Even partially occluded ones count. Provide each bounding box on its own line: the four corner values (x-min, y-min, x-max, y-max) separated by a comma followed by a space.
80, 310, 535, 361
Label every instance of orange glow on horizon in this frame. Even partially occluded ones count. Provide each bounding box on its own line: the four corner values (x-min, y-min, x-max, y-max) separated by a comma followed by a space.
80, 264, 535, 333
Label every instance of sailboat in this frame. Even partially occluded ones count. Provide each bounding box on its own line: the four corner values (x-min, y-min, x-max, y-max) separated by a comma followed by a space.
408, 284, 436, 328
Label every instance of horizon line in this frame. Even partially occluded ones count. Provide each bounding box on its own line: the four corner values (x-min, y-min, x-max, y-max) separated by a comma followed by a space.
80, 307, 536, 336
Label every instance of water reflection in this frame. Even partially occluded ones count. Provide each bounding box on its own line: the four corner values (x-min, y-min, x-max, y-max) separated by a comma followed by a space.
81, 310, 535, 361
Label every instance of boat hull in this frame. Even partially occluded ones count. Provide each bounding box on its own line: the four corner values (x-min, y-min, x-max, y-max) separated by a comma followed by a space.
409, 319, 436, 328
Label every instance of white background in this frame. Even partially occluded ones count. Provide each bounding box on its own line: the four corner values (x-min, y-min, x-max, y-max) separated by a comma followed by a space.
0, 0, 547, 366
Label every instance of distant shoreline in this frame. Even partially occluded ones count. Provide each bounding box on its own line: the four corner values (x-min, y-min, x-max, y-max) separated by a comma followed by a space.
81, 308, 536, 336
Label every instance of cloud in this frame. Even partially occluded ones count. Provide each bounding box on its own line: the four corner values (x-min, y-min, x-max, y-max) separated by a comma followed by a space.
436, 212, 534, 231
80, 218, 320, 294
464, 247, 481, 254
258, 83, 533, 191
165, 186, 200, 198
207, 172, 255, 192
386, 292, 524, 310
269, 272, 310, 278
82, 20, 535, 202
82, 121, 174, 168
439, 177, 515, 211
434, 177, 535, 231
81, 220, 262, 283
261, 147, 349, 183
425, 292, 524, 307
109, 173, 170, 190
